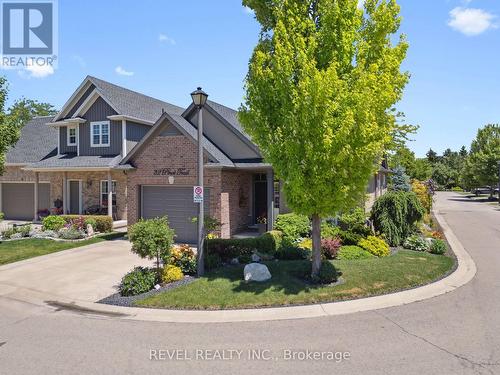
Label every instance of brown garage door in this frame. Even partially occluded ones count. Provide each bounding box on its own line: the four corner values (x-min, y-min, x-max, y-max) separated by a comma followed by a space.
141, 186, 210, 244
2, 183, 50, 220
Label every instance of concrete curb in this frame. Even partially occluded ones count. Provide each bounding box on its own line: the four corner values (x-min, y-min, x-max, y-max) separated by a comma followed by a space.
2, 208, 477, 323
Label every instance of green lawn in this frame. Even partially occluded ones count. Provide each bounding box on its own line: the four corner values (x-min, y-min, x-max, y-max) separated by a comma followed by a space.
136, 250, 454, 310
0, 232, 124, 266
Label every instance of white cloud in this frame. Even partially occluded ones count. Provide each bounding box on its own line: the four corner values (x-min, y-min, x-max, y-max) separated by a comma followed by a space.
158, 33, 176, 45
448, 7, 497, 36
115, 66, 134, 76
18, 64, 54, 78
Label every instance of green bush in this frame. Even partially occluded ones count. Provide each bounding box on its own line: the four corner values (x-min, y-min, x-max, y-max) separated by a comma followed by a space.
337, 245, 374, 260
18, 225, 32, 237
451, 187, 463, 192
119, 267, 157, 296
430, 239, 447, 255
60, 215, 113, 233
84, 217, 98, 231
205, 253, 222, 270
371, 191, 425, 246
129, 217, 175, 275
0, 212, 4, 221
276, 245, 310, 260
58, 228, 85, 240
403, 235, 429, 252
358, 236, 390, 257
339, 208, 371, 237
274, 213, 310, 241
162, 265, 184, 284
313, 261, 338, 284
2, 225, 32, 239
338, 230, 363, 246
205, 231, 282, 262
238, 253, 252, 264
42, 215, 66, 231
321, 221, 341, 239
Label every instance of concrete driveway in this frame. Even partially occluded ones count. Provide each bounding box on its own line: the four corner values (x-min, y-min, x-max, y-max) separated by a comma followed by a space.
0, 239, 152, 302
1, 192, 499, 375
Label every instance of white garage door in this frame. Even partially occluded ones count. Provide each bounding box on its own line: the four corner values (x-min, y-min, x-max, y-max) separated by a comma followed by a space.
2, 183, 50, 220
141, 186, 210, 244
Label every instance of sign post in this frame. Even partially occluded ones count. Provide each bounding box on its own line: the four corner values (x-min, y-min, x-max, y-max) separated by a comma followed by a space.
193, 186, 204, 203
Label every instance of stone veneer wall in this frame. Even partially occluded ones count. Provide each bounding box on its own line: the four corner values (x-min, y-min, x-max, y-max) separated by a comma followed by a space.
0, 166, 127, 220
220, 169, 252, 237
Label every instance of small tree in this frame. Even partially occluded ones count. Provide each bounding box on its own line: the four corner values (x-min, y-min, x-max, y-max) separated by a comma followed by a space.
390, 166, 411, 191
128, 217, 175, 278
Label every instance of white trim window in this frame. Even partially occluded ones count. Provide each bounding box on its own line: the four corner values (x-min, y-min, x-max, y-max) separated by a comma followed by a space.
67, 126, 77, 146
91, 121, 110, 147
100, 180, 117, 207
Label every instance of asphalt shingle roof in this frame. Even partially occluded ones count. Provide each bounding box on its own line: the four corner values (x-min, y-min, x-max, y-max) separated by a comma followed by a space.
206, 100, 253, 143
88, 76, 185, 123
26, 154, 123, 169
6, 116, 57, 164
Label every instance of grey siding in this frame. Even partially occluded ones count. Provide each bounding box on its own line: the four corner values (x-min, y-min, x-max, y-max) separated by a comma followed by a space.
65, 84, 96, 119
59, 126, 77, 154
188, 109, 260, 160
126, 121, 150, 154
79, 97, 121, 156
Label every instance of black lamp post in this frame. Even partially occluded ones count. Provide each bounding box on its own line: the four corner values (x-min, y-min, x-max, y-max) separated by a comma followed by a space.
191, 87, 208, 276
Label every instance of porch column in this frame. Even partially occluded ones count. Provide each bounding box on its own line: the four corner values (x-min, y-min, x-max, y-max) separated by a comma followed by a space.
33, 172, 39, 221
62, 172, 68, 215
107, 170, 113, 218
266, 169, 274, 231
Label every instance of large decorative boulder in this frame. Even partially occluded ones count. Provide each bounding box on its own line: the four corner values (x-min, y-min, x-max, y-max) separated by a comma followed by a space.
244, 263, 271, 282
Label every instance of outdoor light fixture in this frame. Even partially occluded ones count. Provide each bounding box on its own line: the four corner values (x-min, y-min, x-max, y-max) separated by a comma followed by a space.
168, 175, 175, 185
191, 87, 208, 276
190, 87, 208, 108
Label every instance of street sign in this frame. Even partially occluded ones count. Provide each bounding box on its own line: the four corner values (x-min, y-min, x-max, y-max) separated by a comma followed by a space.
193, 186, 204, 203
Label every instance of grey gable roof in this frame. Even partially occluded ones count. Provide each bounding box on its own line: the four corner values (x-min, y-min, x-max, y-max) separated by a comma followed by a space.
121, 112, 234, 168
6, 116, 57, 164
26, 154, 123, 170
88, 76, 185, 122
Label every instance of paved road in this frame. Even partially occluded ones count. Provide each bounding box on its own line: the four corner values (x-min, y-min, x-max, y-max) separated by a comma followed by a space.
1, 192, 499, 375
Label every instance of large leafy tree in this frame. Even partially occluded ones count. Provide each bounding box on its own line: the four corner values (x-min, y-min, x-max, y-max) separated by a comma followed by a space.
240, 0, 409, 276
463, 124, 500, 194
0, 77, 56, 173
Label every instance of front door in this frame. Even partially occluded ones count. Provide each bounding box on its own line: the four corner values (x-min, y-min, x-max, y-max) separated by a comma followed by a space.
69, 181, 80, 214
254, 174, 267, 223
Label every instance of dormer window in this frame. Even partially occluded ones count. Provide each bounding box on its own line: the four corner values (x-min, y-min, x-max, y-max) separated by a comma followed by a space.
91, 121, 110, 147
67, 126, 77, 146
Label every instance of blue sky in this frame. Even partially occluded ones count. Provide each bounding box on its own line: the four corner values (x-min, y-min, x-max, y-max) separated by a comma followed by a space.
2, 0, 499, 157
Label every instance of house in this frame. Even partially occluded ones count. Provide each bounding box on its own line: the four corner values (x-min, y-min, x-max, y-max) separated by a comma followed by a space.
0, 76, 388, 243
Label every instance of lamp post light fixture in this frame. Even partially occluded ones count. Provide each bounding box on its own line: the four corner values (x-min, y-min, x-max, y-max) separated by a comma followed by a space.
191, 87, 208, 277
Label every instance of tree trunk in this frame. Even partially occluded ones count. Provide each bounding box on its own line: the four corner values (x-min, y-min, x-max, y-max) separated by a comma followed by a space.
311, 213, 322, 278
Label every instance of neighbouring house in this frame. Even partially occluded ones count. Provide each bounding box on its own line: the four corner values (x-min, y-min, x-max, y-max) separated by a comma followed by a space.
0, 76, 389, 243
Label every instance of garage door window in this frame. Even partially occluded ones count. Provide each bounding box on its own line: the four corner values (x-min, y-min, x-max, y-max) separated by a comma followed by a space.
101, 180, 116, 206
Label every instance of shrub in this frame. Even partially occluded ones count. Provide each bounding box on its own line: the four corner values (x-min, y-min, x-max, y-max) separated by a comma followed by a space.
298, 238, 312, 250
119, 267, 157, 296
205, 231, 282, 262
321, 221, 341, 239
58, 228, 85, 240
274, 213, 310, 241
389, 166, 411, 192
276, 245, 310, 260
371, 191, 425, 246
42, 215, 66, 231
60, 215, 113, 233
169, 244, 197, 275
451, 187, 463, 192
337, 246, 374, 260
205, 253, 222, 270
339, 208, 372, 237
18, 225, 31, 237
129, 217, 175, 276
403, 235, 429, 252
84, 217, 97, 231
430, 239, 447, 255
411, 180, 432, 213
68, 216, 86, 231
162, 265, 184, 284
321, 237, 342, 259
337, 230, 362, 246
358, 236, 390, 257
313, 261, 338, 284
431, 231, 444, 240
2, 227, 16, 239
0, 212, 4, 221
238, 253, 252, 264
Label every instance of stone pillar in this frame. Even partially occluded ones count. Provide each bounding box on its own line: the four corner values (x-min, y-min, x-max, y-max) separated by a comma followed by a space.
266, 169, 274, 231
107, 171, 113, 218
34, 172, 39, 221
62, 172, 68, 214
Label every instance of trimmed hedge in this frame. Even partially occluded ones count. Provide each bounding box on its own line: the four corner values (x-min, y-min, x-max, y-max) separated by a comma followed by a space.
205, 231, 283, 262
274, 213, 310, 241
60, 215, 113, 233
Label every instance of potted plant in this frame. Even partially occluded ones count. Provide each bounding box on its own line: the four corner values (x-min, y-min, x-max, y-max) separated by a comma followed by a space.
257, 216, 267, 235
